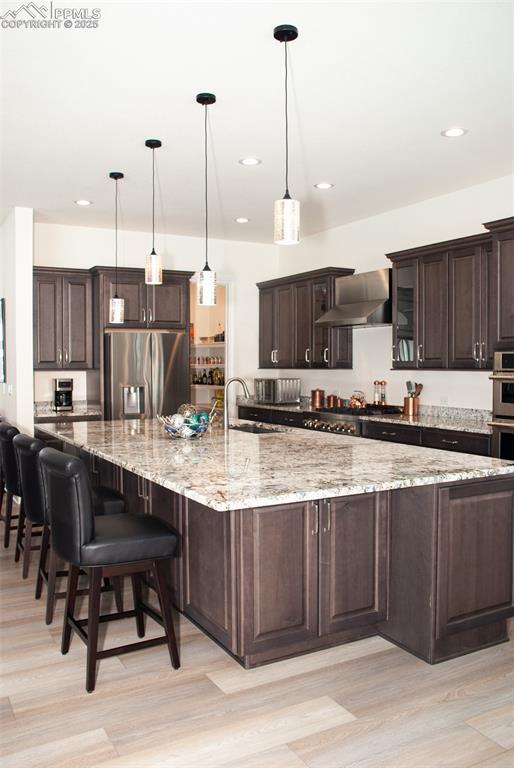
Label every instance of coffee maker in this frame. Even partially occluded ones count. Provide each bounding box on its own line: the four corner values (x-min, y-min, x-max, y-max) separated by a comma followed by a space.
53, 378, 73, 412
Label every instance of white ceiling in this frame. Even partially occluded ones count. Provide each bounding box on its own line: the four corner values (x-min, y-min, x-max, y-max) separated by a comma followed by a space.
1, 1, 513, 244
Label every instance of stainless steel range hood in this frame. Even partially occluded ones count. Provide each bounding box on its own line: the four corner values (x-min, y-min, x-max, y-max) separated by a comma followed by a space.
316, 268, 392, 327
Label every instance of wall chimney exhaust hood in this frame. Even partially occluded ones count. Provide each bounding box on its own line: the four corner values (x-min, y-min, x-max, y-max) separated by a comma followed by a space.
316, 268, 392, 327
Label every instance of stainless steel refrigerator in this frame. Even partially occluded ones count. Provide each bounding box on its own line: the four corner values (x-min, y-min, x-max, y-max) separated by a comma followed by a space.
104, 331, 189, 420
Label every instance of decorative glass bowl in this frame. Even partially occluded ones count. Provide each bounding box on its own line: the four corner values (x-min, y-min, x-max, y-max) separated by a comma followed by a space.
157, 403, 215, 439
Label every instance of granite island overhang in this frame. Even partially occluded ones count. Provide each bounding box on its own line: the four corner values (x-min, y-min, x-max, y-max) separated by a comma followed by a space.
37, 419, 514, 668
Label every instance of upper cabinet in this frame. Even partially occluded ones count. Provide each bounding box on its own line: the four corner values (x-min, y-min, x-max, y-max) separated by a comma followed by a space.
257, 267, 354, 370
34, 269, 93, 370
93, 267, 193, 330
388, 228, 501, 370
483, 217, 514, 351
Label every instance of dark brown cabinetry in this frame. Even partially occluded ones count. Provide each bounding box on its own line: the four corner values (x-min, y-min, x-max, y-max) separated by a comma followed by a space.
93, 267, 192, 330
34, 268, 93, 370
381, 479, 514, 663
361, 421, 422, 446
388, 225, 504, 370
484, 217, 514, 350
258, 268, 354, 370
240, 495, 388, 662
361, 419, 490, 456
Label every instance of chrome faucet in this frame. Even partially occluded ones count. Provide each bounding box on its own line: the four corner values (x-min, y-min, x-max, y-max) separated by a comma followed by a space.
223, 377, 251, 430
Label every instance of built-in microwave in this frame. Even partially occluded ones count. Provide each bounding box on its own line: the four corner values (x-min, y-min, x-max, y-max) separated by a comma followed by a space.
492, 352, 514, 420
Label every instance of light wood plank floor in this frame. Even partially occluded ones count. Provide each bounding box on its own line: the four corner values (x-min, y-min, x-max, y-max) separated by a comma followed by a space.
1, 543, 513, 768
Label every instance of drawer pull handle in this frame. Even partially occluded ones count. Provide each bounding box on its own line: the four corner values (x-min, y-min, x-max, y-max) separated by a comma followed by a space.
381, 431, 397, 436
442, 439, 459, 445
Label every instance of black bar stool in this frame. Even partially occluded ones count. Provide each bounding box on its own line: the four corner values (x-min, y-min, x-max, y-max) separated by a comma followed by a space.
39, 447, 180, 692
13, 434, 126, 622
0, 422, 22, 551
12, 434, 45, 578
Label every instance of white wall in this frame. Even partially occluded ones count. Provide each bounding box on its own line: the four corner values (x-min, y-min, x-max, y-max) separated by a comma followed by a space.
276, 175, 514, 410
0, 208, 34, 432
34, 222, 279, 411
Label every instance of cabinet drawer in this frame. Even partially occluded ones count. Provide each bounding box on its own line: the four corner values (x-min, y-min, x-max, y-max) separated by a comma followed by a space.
238, 406, 274, 423
422, 429, 490, 456
272, 411, 305, 428
362, 421, 422, 445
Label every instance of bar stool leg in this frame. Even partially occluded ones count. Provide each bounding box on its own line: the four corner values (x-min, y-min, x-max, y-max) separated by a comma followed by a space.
131, 574, 145, 638
35, 525, 50, 599
45, 546, 59, 625
61, 564, 80, 654
86, 568, 102, 693
153, 559, 180, 669
14, 500, 25, 563
4, 493, 13, 548
22, 519, 34, 579
113, 576, 124, 613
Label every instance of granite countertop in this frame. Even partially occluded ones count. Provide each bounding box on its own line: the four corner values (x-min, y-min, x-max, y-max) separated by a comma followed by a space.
37, 419, 513, 512
34, 401, 103, 422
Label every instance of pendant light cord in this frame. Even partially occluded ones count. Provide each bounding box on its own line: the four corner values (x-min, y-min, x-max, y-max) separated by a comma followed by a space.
152, 148, 156, 252
204, 104, 209, 269
284, 40, 289, 197
114, 178, 119, 295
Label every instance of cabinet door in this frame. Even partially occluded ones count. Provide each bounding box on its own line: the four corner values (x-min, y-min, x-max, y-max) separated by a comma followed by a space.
319, 495, 388, 635
493, 230, 514, 350
312, 279, 330, 367
436, 481, 514, 638
292, 281, 312, 367
119, 468, 147, 516
183, 500, 236, 652
62, 275, 93, 369
241, 502, 318, 655
392, 259, 418, 369
259, 288, 275, 368
448, 248, 481, 369
275, 284, 294, 368
480, 247, 496, 369
149, 484, 183, 610
330, 327, 353, 369
33, 273, 63, 369
419, 253, 448, 368
103, 274, 146, 328
148, 278, 188, 328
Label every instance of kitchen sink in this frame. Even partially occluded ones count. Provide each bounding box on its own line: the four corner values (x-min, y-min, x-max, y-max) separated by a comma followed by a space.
229, 423, 285, 435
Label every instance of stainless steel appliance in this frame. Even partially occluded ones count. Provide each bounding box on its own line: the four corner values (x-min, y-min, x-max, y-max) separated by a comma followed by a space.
254, 378, 301, 404
53, 378, 73, 412
315, 268, 392, 327
491, 351, 514, 458
302, 404, 403, 436
104, 331, 189, 420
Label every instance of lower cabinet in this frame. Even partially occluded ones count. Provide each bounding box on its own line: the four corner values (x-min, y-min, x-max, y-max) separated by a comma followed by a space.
239, 495, 389, 661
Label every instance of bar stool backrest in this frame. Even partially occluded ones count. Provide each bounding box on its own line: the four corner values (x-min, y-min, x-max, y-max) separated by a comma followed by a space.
13, 434, 47, 525
39, 447, 95, 566
0, 422, 21, 496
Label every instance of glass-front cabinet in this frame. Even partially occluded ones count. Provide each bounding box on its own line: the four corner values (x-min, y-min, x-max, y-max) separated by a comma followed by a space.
312, 278, 330, 367
392, 258, 418, 369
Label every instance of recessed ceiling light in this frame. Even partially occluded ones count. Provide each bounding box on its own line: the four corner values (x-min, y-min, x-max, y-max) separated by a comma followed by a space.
238, 157, 261, 166
234, 217, 250, 224
440, 127, 468, 138
75, 199, 92, 206
314, 182, 334, 190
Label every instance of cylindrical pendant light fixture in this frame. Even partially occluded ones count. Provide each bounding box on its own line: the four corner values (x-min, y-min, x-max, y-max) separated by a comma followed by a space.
273, 24, 300, 245
108, 171, 125, 324
196, 92, 217, 306
145, 139, 163, 284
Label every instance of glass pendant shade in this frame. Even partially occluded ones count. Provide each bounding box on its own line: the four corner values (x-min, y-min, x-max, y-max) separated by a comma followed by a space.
109, 295, 125, 324
274, 195, 300, 245
197, 266, 216, 306
145, 248, 163, 285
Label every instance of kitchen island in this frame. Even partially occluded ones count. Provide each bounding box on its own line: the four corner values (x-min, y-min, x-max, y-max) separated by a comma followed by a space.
37, 419, 514, 668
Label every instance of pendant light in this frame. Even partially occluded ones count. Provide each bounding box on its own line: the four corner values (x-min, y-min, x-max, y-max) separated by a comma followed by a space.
273, 24, 300, 245
108, 171, 125, 324
196, 92, 217, 306
145, 138, 163, 284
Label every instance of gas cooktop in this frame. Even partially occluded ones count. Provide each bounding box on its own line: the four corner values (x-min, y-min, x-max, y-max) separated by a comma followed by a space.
316, 405, 403, 416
